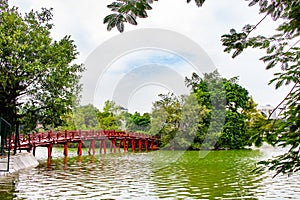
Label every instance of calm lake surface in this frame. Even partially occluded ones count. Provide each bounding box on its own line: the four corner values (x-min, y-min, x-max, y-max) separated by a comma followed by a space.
0, 147, 299, 199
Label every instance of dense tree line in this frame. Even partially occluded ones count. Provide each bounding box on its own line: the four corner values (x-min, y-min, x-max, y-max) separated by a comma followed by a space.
61, 101, 151, 133
62, 71, 265, 151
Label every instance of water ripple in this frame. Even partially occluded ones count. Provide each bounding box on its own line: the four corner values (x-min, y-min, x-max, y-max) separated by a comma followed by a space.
0, 149, 299, 199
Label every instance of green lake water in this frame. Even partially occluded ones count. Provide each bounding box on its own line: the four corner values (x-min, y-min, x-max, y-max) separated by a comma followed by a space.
0, 147, 299, 199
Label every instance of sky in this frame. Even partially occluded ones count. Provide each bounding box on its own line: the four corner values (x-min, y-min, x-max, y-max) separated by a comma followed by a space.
9, 0, 290, 113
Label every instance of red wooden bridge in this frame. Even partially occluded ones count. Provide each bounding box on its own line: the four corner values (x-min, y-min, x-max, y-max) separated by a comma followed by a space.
10, 130, 159, 158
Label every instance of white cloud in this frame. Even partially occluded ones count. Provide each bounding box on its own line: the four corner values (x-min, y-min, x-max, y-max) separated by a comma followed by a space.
93, 50, 193, 113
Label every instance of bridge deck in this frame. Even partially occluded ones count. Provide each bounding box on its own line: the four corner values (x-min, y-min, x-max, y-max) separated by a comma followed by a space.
8, 130, 159, 158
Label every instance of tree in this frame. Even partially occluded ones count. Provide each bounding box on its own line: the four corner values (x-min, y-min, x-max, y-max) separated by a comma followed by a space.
104, 0, 300, 176
0, 2, 84, 153
176, 93, 205, 150
151, 71, 251, 150
61, 104, 99, 130
243, 96, 274, 147
150, 93, 184, 148
186, 71, 251, 150
126, 112, 151, 132
220, 77, 252, 149
185, 71, 225, 149
97, 100, 123, 130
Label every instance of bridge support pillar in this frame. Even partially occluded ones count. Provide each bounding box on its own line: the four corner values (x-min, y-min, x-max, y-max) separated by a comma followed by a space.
77, 141, 82, 156
103, 139, 107, 154
131, 139, 135, 153
138, 139, 142, 152
64, 142, 68, 157
64, 157, 68, 170
123, 139, 127, 153
99, 140, 107, 154
47, 143, 52, 158
88, 140, 95, 155
110, 139, 116, 153
145, 140, 148, 152
47, 158, 51, 168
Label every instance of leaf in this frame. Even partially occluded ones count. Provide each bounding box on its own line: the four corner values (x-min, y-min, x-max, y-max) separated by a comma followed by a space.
275, 79, 284, 89
119, 4, 132, 13
107, 19, 116, 31
230, 28, 236, 34
194, 0, 205, 7
248, 0, 259, 7
107, 2, 123, 9
103, 14, 116, 24
232, 49, 243, 58
126, 14, 137, 25
117, 21, 124, 32
267, 45, 276, 54
266, 60, 276, 69
259, 0, 268, 8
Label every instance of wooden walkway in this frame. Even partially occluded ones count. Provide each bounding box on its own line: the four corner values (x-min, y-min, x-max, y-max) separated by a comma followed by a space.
10, 130, 159, 158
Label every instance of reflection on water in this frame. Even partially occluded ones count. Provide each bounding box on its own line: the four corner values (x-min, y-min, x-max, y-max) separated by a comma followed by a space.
0, 149, 299, 199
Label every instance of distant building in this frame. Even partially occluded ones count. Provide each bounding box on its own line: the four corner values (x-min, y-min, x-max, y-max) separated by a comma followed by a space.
257, 104, 277, 119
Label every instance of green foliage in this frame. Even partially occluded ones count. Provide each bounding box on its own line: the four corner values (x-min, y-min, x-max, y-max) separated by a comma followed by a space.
150, 93, 184, 148
104, 0, 152, 32
186, 71, 251, 150
61, 101, 151, 133
243, 97, 268, 147
96, 100, 121, 130
221, 0, 300, 175
104, 0, 300, 176
151, 71, 250, 150
0, 3, 84, 133
104, 0, 206, 32
151, 93, 204, 149
126, 112, 151, 132
61, 104, 99, 130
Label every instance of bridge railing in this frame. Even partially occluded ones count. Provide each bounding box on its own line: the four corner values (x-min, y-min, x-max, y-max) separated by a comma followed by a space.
8, 130, 160, 151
